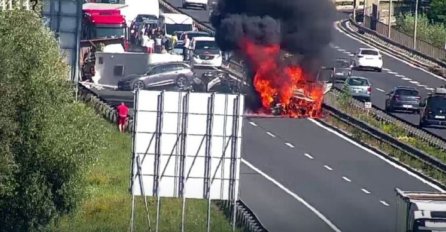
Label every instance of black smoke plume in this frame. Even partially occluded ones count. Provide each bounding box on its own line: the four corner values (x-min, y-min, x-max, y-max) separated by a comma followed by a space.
210, 0, 336, 110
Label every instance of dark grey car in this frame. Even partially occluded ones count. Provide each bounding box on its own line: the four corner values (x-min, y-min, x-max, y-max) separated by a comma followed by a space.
333, 58, 352, 81
385, 87, 421, 113
419, 88, 446, 127
117, 62, 194, 91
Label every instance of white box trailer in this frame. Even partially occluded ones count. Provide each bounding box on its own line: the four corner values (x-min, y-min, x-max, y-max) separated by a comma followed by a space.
92, 52, 183, 87
396, 188, 446, 232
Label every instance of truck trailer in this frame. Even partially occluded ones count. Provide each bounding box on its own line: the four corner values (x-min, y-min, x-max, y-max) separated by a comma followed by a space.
396, 188, 446, 232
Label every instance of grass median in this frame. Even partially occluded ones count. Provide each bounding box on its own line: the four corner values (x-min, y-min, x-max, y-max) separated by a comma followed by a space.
51, 119, 239, 232
322, 90, 446, 184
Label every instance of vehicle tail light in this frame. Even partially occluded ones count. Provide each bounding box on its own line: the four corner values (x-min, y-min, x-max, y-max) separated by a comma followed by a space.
367, 87, 371, 93
394, 95, 400, 101
124, 40, 129, 51
378, 56, 382, 60
426, 107, 433, 114
415, 96, 421, 100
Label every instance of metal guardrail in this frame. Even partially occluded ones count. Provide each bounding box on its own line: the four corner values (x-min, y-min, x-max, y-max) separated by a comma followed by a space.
351, 15, 446, 69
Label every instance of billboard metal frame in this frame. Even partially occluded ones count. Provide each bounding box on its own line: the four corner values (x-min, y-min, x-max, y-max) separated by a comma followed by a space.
129, 90, 243, 232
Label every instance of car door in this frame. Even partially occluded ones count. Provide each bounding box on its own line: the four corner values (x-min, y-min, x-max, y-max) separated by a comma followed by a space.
386, 90, 394, 107
145, 65, 167, 87
161, 64, 183, 85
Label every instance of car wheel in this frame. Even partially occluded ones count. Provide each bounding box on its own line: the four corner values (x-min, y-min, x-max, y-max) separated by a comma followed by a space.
377, 68, 382, 72
133, 81, 145, 90
385, 105, 392, 113
176, 75, 188, 88
203, 4, 207, 10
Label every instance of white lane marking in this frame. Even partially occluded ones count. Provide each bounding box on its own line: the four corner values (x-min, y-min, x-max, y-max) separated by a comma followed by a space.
380, 200, 390, 206
402, 77, 412, 81
382, 68, 391, 71
308, 118, 445, 192
410, 80, 420, 85
242, 159, 342, 232
337, 48, 346, 52
376, 88, 385, 92
285, 142, 295, 148
324, 165, 333, 171
342, 176, 352, 182
361, 188, 371, 194
426, 87, 434, 91
304, 153, 314, 159
266, 131, 276, 138
249, 121, 258, 127
396, 74, 405, 78
340, 21, 446, 81
388, 71, 398, 75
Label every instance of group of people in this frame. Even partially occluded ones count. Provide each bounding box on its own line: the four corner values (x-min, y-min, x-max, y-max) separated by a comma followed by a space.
131, 23, 174, 54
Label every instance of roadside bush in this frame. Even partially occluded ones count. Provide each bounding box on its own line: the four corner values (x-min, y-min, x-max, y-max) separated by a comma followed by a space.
396, 13, 446, 48
0, 10, 107, 232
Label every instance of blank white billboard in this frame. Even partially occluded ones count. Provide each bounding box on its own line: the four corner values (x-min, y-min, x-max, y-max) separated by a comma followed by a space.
131, 90, 244, 201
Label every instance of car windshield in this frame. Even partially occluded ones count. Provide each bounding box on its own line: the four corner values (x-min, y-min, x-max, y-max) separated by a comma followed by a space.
95, 26, 125, 38
195, 40, 219, 50
335, 60, 350, 68
180, 32, 209, 40
360, 49, 379, 55
396, 89, 419, 96
348, 78, 369, 86
136, 15, 158, 23
427, 96, 446, 109
165, 24, 193, 36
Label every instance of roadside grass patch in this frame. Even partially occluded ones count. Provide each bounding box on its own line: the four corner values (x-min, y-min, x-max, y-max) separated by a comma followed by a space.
52, 119, 239, 232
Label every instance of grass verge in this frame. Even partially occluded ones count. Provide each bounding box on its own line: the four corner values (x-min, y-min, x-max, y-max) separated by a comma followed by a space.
322, 91, 446, 184
51, 119, 239, 232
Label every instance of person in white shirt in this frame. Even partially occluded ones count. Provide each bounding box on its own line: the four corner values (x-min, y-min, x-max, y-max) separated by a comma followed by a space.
183, 34, 190, 61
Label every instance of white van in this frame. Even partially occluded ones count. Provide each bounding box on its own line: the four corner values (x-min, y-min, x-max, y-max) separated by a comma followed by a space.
190, 37, 222, 68
182, 0, 208, 10
160, 13, 194, 37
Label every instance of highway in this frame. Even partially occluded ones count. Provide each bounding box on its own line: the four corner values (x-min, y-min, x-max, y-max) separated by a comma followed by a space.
85, 2, 446, 231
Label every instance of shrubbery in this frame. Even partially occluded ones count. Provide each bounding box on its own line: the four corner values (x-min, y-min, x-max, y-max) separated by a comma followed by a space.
0, 10, 107, 231
396, 13, 446, 48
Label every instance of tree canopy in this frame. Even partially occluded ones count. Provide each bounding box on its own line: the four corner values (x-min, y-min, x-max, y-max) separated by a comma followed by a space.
428, 0, 446, 24
0, 10, 107, 231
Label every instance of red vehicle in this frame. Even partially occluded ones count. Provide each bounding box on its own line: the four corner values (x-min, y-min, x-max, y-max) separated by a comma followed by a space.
81, 4, 128, 46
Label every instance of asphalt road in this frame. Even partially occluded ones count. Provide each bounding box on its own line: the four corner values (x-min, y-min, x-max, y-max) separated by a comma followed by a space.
89, 3, 446, 231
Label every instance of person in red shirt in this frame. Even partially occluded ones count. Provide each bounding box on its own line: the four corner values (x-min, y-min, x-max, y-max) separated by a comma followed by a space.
117, 102, 129, 133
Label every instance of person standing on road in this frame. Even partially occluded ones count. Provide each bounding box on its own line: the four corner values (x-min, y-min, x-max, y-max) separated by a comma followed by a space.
117, 102, 129, 133
183, 34, 190, 61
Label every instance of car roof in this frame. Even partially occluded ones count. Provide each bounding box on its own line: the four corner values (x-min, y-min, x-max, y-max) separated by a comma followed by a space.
192, 36, 215, 41
394, 86, 418, 91
348, 76, 369, 80
359, 48, 379, 52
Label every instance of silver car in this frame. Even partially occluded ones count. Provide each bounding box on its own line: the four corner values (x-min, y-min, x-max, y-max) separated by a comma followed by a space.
117, 62, 194, 91
333, 58, 352, 81
343, 76, 372, 102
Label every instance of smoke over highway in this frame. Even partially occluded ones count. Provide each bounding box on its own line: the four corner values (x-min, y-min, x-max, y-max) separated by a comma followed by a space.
210, 0, 336, 115
210, 0, 336, 56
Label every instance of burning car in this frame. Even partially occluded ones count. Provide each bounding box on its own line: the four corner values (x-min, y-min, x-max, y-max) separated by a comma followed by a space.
192, 70, 242, 94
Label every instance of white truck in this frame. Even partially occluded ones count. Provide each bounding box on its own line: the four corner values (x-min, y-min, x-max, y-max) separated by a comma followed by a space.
159, 13, 194, 38
121, 0, 160, 26
396, 188, 446, 232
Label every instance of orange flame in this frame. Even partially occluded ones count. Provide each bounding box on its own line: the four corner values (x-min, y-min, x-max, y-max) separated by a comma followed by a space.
242, 39, 324, 118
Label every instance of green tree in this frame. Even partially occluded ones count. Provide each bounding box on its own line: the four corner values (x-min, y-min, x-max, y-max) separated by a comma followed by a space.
0, 10, 107, 231
428, 0, 446, 24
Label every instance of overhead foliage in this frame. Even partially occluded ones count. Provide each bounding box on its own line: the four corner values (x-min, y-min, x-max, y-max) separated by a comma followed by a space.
396, 13, 446, 48
428, 0, 446, 24
0, 10, 107, 232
